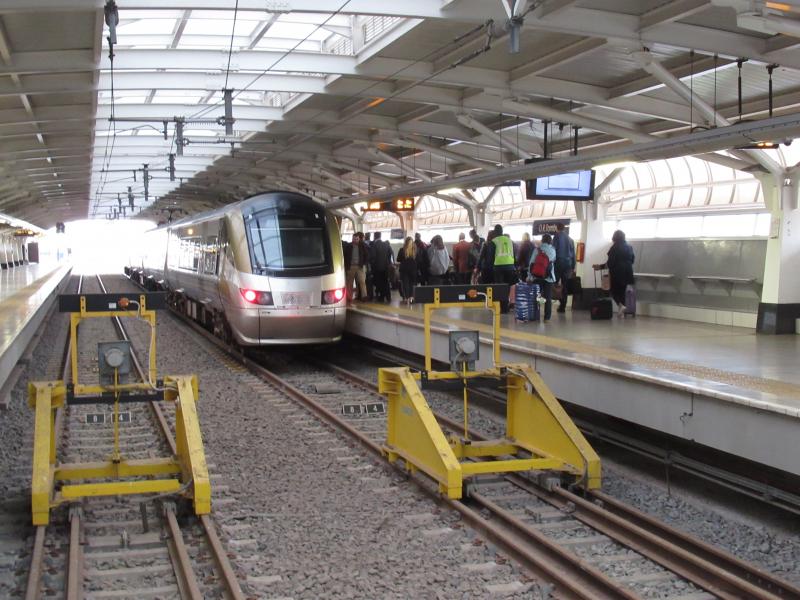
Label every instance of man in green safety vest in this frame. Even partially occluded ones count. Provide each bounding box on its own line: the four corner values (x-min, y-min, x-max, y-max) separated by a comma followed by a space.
488, 224, 517, 313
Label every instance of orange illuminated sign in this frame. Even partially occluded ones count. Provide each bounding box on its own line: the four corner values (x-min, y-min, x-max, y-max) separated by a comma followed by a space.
363, 197, 417, 213
393, 197, 415, 211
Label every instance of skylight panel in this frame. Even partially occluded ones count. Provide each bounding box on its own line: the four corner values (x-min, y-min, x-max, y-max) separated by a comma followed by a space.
254, 38, 322, 52
268, 21, 329, 41
119, 10, 184, 20
117, 18, 176, 35
279, 12, 347, 26
98, 90, 149, 104
150, 92, 204, 104
184, 17, 258, 37
183, 129, 220, 137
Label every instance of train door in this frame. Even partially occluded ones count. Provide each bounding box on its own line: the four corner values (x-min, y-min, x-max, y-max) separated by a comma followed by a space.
216, 218, 231, 310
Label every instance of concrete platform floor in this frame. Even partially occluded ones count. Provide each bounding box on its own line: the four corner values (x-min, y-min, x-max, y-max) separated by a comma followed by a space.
352, 298, 800, 402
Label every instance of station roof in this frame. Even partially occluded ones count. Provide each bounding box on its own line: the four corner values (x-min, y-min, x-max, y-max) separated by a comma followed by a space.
3, 0, 800, 227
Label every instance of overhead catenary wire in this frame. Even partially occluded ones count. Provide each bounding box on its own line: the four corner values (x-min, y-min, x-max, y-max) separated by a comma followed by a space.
94, 23, 119, 216
162, 12, 494, 207
187, 0, 355, 123
215, 19, 496, 189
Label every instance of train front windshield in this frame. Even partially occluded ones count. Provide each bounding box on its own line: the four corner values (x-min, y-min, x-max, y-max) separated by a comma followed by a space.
245, 204, 333, 276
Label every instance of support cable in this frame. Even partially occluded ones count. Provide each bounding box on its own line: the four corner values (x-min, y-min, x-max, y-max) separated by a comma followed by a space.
713, 54, 718, 128
223, 0, 239, 92
689, 50, 694, 132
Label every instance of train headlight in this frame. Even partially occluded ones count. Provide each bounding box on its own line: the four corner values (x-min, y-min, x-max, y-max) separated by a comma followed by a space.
240, 288, 273, 305
322, 288, 345, 304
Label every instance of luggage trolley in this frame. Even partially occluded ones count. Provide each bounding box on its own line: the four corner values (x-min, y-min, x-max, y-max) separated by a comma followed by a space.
28, 292, 211, 525
378, 284, 601, 499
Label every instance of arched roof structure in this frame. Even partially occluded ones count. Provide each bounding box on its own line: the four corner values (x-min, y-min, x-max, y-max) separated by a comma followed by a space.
4, 2, 800, 227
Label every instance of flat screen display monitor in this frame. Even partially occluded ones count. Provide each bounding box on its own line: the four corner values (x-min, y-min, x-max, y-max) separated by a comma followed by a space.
526, 169, 595, 201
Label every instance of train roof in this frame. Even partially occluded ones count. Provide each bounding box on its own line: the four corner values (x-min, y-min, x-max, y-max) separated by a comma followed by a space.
160, 191, 326, 230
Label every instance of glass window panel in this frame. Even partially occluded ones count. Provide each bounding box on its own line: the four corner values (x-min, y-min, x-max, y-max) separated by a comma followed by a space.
618, 218, 657, 239
731, 180, 759, 204
504, 224, 529, 241
621, 199, 639, 212
687, 157, 710, 183
656, 216, 702, 238
706, 161, 733, 181
118, 19, 176, 35
702, 214, 757, 237
267, 21, 329, 40
631, 164, 654, 189
653, 191, 672, 209
671, 188, 691, 208
755, 213, 771, 236
688, 186, 711, 207
648, 161, 673, 187
246, 208, 329, 272
603, 220, 619, 239
708, 184, 733, 205
150, 95, 204, 104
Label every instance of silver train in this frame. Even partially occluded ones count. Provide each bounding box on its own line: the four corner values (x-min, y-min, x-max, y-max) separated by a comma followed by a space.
127, 191, 346, 345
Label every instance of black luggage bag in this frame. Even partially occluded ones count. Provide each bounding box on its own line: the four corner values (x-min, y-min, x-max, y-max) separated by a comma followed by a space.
590, 270, 613, 320
590, 297, 613, 320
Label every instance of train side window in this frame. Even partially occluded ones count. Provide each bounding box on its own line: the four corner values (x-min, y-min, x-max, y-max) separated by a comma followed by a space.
216, 221, 227, 275
203, 236, 218, 274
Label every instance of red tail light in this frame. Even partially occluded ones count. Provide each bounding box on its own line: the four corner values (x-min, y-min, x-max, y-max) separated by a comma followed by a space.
322, 288, 346, 304
240, 288, 273, 305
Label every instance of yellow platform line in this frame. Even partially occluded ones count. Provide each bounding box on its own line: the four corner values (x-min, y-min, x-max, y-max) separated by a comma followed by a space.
356, 302, 800, 402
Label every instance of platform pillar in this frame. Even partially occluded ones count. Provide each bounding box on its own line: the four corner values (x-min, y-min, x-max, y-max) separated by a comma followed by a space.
757, 172, 800, 334
574, 200, 608, 310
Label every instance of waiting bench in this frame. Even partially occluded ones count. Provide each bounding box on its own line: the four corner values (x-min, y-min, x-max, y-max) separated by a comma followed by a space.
686, 275, 761, 295
634, 272, 677, 291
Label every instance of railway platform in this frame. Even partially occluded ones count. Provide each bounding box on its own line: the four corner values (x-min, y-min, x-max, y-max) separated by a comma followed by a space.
0, 263, 71, 401
347, 300, 800, 479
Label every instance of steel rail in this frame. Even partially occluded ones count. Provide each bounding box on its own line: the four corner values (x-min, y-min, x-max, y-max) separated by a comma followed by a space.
467, 491, 639, 600
156, 306, 655, 598
66, 507, 82, 600
163, 503, 204, 600
319, 359, 800, 600
97, 275, 245, 600
64, 275, 84, 600
23, 526, 46, 600
369, 345, 800, 516
586, 490, 800, 599
26, 275, 83, 600
95, 275, 204, 600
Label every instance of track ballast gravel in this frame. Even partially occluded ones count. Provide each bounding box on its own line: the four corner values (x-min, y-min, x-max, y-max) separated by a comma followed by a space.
330, 348, 800, 588
107, 275, 541, 599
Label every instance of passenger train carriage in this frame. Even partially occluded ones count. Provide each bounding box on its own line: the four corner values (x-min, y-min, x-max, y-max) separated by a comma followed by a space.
129, 191, 346, 345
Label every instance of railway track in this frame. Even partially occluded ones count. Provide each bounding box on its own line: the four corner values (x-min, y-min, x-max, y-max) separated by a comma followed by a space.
135, 271, 800, 600
24, 275, 244, 600
364, 346, 800, 517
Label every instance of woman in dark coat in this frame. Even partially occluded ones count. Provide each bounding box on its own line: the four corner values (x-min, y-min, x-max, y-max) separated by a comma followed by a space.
593, 229, 635, 311
477, 230, 496, 284
397, 236, 420, 304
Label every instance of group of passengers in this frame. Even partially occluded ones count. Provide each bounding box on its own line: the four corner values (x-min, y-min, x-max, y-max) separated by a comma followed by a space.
342, 231, 395, 304
342, 226, 635, 318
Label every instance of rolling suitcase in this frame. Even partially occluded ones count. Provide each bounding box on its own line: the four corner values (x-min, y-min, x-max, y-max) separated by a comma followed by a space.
591, 270, 613, 320
515, 282, 540, 322
590, 297, 613, 320
624, 284, 636, 316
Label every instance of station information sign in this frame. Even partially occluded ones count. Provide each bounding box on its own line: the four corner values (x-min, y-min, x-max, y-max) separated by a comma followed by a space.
364, 197, 417, 213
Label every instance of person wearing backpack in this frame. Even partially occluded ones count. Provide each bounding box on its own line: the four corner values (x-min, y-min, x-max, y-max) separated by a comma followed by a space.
427, 235, 451, 285
529, 234, 556, 322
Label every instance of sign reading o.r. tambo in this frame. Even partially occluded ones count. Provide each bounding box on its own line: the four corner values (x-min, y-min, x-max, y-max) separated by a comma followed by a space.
532, 219, 571, 236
